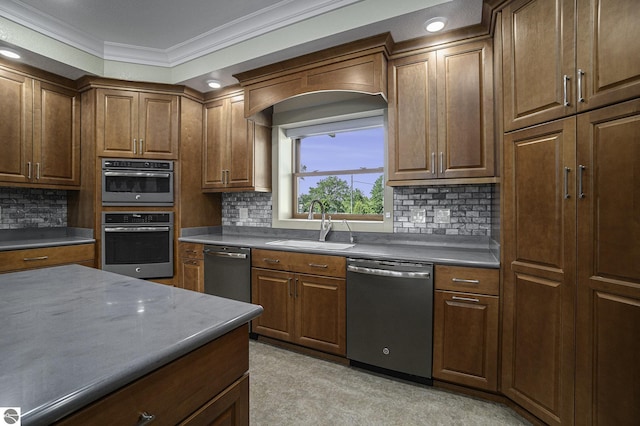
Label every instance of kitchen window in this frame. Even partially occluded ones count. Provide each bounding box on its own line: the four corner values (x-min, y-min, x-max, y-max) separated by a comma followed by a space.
288, 117, 384, 221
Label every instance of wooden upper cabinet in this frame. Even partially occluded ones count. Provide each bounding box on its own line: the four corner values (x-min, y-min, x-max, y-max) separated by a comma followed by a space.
0, 68, 33, 184
575, 0, 640, 112
388, 39, 494, 184
202, 90, 271, 192
33, 81, 81, 186
503, 0, 640, 131
0, 68, 79, 188
96, 88, 178, 159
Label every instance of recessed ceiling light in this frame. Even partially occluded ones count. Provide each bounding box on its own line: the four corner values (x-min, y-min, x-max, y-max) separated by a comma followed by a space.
207, 79, 221, 89
0, 49, 21, 59
425, 17, 447, 33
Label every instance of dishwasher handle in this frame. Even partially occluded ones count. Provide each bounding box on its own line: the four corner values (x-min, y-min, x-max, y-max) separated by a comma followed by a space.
203, 249, 248, 260
347, 264, 431, 279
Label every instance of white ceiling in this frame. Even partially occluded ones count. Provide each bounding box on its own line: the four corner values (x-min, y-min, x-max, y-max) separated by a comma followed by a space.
0, 0, 483, 92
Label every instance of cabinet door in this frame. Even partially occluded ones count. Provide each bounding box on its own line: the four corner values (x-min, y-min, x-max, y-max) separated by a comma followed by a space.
203, 99, 227, 189
33, 81, 80, 186
575, 99, 640, 425
576, 0, 640, 112
138, 92, 178, 159
251, 268, 295, 342
433, 290, 498, 391
0, 68, 32, 184
294, 273, 346, 356
226, 94, 254, 189
436, 39, 494, 178
502, 0, 575, 131
502, 118, 576, 425
179, 258, 204, 293
96, 89, 138, 157
387, 51, 438, 181
180, 374, 249, 426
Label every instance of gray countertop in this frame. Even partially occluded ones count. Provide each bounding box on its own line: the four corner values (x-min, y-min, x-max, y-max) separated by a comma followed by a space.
180, 233, 500, 268
0, 228, 95, 252
0, 265, 263, 425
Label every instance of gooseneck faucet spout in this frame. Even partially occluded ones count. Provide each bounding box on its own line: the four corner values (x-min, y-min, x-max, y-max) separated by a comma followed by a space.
308, 199, 332, 242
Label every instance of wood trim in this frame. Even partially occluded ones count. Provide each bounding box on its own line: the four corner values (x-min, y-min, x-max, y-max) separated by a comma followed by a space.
387, 177, 499, 186
253, 335, 349, 366
76, 76, 202, 101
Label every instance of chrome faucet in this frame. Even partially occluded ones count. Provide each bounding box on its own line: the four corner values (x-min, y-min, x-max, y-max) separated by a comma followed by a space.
308, 199, 332, 241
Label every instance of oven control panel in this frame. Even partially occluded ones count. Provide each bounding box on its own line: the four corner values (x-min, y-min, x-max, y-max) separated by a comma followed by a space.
103, 212, 173, 225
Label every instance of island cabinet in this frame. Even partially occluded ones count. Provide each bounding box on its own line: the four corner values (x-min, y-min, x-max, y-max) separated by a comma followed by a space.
178, 242, 204, 292
251, 249, 346, 356
502, 0, 640, 131
95, 88, 179, 159
0, 244, 95, 273
0, 67, 80, 188
56, 325, 250, 426
432, 265, 499, 392
202, 88, 272, 192
387, 38, 494, 184
502, 98, 640, 426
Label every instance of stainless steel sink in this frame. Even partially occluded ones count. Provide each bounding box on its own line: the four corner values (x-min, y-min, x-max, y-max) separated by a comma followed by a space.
265, 239, 355, 250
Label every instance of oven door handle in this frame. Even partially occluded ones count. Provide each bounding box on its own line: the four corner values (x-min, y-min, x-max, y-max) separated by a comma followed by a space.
104, 171, 171, 178
347, 264, 431, 279
104, 227, 170, 232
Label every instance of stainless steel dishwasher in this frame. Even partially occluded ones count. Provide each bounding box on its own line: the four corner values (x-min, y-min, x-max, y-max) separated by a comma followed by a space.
203, 245, 251, 303
346, 258, 434, 382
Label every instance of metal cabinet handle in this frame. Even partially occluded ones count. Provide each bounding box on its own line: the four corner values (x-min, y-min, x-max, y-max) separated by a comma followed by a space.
578, 165, 586, 199
24, 256, 48, 261
431, 152, 436, 175
452, 278, 480, 284
36, 163, 40, 180
226, 170, 230, 184
294, 277, 299, 298
577, 69, 585, 103
452, 296, 480, 303
139, 139, 144, 154
564, 167, 571, 199
136, 412, 156, 425
308, 263, 328, 269
439, 152, 444, 174
287, 278, 293, 297
133, 138, 137, 154
563, 75, 571, 106
27, 161, 32, 179
263, 258, 280, 264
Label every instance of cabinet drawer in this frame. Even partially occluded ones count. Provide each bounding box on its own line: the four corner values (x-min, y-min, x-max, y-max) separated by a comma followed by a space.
57, 325, 249, 425
179, 242, 204, 259
434, 265, 499, 295
0, 244, 95, 273
252, 249, 345, 278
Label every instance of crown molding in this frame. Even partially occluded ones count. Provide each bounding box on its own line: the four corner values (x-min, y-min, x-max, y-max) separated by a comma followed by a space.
0, 0, 362, 68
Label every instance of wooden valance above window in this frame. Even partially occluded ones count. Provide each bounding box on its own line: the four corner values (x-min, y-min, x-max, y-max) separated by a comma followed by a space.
234, 33, 392, 117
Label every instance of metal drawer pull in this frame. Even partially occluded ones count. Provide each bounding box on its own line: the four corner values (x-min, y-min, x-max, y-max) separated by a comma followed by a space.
308, 263, 328, 269
140, 139, 144, 154
452, 296, 480, 303
564, 167, 571, 199
133, 139, 137, 154
577, 69, 585, 103
263, 258, 280, 264
27, 161, 32, 179
24, 256, 49, 261
452, 278, 480, 284
136, 412, 156, 425
578, 165, 586, 199
36, 162, 40, 180
439, 152, 444, 174
563, 75, 570, 106
431, 152, 436, 174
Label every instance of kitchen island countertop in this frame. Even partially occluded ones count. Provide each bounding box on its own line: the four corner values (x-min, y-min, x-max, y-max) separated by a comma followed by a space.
0, 265, 263, 425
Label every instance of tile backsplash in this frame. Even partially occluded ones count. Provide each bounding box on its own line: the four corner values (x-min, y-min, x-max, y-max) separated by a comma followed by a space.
222, 184, 495, 237
0, 187, 67, 230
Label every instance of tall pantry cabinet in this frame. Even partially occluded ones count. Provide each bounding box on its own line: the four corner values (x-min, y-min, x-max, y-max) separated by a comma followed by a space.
500, 0, 640, 425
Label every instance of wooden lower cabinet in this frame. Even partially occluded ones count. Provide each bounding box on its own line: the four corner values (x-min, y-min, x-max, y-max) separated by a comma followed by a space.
0, 243, 95, 273
433, 265, 499, 392
178, 242, 204, 292
57, 325, 249, 425
251, 249, 346, 356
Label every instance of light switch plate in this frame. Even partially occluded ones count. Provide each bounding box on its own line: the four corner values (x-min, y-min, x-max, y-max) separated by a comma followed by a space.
239, 207, 248, 219
410, 208, 426, 223
434, 208, 451, 224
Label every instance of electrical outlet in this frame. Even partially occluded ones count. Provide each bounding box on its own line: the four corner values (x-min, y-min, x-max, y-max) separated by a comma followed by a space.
434, 208, 451, 224
239, 207, 248, 219
410, 208, 426, 223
